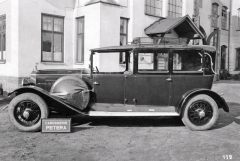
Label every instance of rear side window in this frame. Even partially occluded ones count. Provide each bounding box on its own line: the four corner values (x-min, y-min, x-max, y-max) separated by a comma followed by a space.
138, 51, 169, 73
173, 50, 202, 72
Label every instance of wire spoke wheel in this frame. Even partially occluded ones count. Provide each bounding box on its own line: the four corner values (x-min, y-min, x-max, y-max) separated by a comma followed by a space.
182, 94, 219, 131
9, 93, 49, 132
14, 100, 41, 126
188, 100, 213, 126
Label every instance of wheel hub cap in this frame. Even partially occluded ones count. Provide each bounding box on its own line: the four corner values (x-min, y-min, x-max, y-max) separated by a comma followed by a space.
198, 110, 205, 119
23, 109, 30, 119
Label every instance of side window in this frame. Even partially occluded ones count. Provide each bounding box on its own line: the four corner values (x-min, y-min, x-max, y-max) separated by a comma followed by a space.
138, 51, 168, 73
173, 50, 202, 72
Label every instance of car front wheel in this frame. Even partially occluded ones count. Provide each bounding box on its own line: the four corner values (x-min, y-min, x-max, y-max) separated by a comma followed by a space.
8, 93, 49, 132
182, 94, 219, 131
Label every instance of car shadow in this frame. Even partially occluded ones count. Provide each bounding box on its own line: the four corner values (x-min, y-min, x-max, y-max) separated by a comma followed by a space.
70, 115, 185, 128
212, 102, 240, 130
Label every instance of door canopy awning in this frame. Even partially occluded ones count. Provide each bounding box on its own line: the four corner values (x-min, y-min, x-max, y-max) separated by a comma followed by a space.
144, 15, 205, 39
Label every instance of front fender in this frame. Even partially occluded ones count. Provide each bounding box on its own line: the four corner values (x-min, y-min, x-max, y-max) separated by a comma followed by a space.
8, 86, 87, 115
177, 88, 229, 115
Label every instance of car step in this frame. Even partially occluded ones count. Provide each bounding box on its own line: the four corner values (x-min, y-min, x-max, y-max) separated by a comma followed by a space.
88, 111, 179, 117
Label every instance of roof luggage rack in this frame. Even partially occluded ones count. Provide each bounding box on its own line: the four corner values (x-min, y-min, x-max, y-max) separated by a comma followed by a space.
131, 37, 188, 46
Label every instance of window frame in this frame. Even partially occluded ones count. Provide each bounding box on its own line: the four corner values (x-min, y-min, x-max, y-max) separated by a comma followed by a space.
119, 17, 128, 64
221, 6, 228, 30
41, 14, 64, 63
168, 0, 182, 18
76, 17, 85, 64
0, 14, 6, 63
145, 0, 163, 17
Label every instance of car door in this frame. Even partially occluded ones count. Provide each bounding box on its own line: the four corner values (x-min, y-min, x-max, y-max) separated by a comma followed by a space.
125, 49, 171, 106
169, 49, 213, 107
93, 74, 125, 104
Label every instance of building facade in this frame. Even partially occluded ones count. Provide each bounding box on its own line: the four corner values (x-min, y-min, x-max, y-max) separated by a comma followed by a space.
0, 0, 240, 92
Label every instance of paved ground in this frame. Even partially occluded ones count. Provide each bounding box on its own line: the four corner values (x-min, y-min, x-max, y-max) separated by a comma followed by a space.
0, 81, 240, 161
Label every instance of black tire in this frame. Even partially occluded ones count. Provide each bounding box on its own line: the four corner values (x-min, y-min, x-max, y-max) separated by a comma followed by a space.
8, 93, 49, 132
181, 94, 219, 131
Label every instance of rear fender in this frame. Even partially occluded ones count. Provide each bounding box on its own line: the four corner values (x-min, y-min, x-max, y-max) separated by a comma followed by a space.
177, 88, 229, 116
8, 86, 87, 116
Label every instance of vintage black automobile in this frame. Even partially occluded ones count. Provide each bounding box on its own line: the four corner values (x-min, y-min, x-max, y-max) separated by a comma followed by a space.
7, 37, 229, 132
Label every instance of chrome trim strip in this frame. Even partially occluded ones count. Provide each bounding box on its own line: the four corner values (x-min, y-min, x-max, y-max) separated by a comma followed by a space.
88, 111, 179, 116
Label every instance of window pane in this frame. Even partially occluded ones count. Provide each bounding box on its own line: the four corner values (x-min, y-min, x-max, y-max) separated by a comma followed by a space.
77, 34, 84, 62
156, 0, 161, 8
146, 0, 150, 6
157, 53, 168, 70
42, 32, 52, 61
120, 19, 127, 34
43, 16, 53, 31
0, 19, 2, 32
151, 7, 155, 15
3, 33, 5, 51
170, 5, 172, 11
0, 34, 2, 60
147, 6, 151, 14
151, 0, 154, 6
3, 19, 5, 31
156, 8, 161, 16
54, 18, 63, 32
78, 18, 84, 34
120, 35, 127, 45
53, 33, 63, 61
138, 53, 154, 70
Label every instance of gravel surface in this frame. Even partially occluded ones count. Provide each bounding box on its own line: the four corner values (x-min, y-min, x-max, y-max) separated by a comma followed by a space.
0, 82, 240, 161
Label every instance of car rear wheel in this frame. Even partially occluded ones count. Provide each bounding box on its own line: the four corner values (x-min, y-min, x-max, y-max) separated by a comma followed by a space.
182, 94, 219, 131
8, 93, 49, 132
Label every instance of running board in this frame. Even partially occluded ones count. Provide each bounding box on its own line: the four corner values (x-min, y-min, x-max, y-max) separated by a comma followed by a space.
88, 111, 179, 117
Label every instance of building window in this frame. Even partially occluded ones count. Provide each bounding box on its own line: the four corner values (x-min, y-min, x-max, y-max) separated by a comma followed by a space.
193, 0, 199, 16
221, 6, 228, 30
236, 48, 240, 70
168, 0, 182, 18
237, 9, 240, 30
145, 0, 162, 17
42, 15, 64, 62
211, 3, 219, 28
0, 15, 6, 63
76, 17, 84, 63
120, 18, 128, 64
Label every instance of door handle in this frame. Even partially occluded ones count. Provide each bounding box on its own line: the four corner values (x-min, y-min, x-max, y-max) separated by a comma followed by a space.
93, 81, 100, 85
166, 78, 172, 82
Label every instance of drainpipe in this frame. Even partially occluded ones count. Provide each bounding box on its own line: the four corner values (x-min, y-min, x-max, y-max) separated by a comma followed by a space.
228, 0, 232, 71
